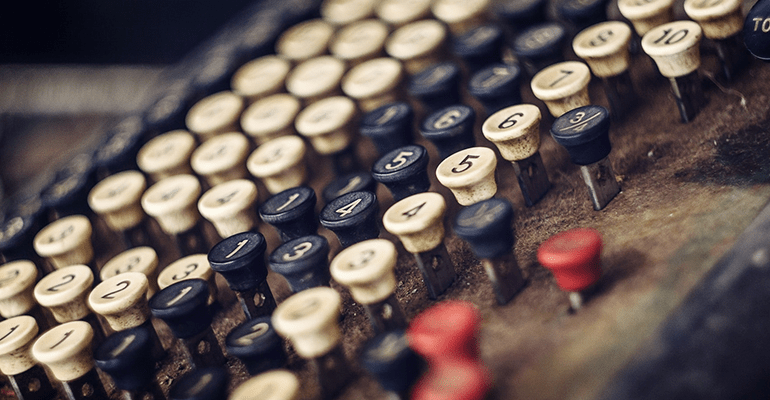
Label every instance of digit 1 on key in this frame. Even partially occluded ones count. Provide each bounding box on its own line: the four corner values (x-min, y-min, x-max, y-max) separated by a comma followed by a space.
641, 21, 704, 123
482, 104, 552, 206
550, 105, 621, 210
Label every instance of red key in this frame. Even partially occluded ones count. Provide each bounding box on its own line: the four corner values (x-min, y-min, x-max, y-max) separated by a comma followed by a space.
407, 300, 480, 364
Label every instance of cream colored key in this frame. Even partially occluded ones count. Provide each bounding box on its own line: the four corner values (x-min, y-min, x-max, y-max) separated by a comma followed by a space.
33, 215, 93, 269
241, 94, 302, 144
684, 0, 742, 40
376, 0, 433, 27
618, 0, 675, 36
231, 55, 292, 103
157, 254, 217, 305
330, 19, 389, 66
88, 272, 150, 331
573, 21, 633, 78
229, 369, 300, 400
386, 20, 448, 74
34, 265, 93, 323
272, 287, 342, 359
186, 91, 245, 141
321, 0, 377, 26
295, 96, 358, 156
641, 21, 703, 78
330, 239, 397, 305
382, 192, 455, 299
285, 56, 347, 104
432, 0, 490, 35
198, 179, 259, 237
141, 174, 202, 235
190, 132, 251, 186
482, 104, 541, 162
31, 320, 94, 382
247, 135, 308, 194
436, 147, 498, 206
0, 260, 38, 318
88, 170, 147, 233
136, 130, 196, 182
530, 61, 592, 117
276, 19, 335, 62
100, 247, 160, 300
342, 57, 404, 112
0, 316, 38, 376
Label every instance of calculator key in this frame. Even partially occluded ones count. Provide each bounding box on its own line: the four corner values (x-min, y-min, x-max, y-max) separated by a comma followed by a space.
330, 19, 390, 66
494, 0, 548, 31
382, 192, 456, 299
0, 260, 38, 318
386, 20, 448, 74
420, 105, 476, 160
241, 93, 302, 145
158, 254, 218, 306
359, 102, 414, 156
229, 369, 300, 400
225, 317, 288, 375
407, 300, 481, 363
641, 21, 704, 123
468, 63, 523, 115
295, 96, 360, 174
285, 56, 346, 104
141, 174, 202, 235
376, 0, 433, 27
320, 190, 380, 247
270, 235, 331, 292
322, 172, 378, 204
530, 61, 592, 117
372, 144, 431, 202
94, 326, 164, 399
411, 361, 491, 400
276, 19, 335, 62
360, 330, 424, 399
88, 272, 151, 332
259, 186, 319, 242
321, 0, 377, 26
452, 24, 505, 72
558, 0, 610, 34
513, 22, 568, 75
432, 0, 490, 35
247, 135, 308, 194
34, 265, 94, 324
190, 132, 251, 186
0, 214, 42, 267
198, 179, 259, 238
136, 130, 196, 182
100, 246, 160, 300
231, 55, 292, 103
408, 62, 463, 114
0, 316, 57, 400
169, 367, 228, 400
436, 147, 498, 206
745, 0, 770, 61
93, 115, 148, 179
342, 57, 405, 113
33, 215, 94, 270
618, 0, 675, 36
186, 91, 245, 142
88, 170, 147, 235
685, 0, 747, 80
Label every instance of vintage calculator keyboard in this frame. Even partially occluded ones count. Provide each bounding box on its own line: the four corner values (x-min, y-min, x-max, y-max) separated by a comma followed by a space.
1, 0, 770, 398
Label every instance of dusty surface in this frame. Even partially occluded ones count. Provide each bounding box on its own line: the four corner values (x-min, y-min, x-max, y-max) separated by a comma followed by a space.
3, 5, 770, 400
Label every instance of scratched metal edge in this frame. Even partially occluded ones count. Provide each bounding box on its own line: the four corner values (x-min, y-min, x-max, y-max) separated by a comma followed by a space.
597, 197, 770, 400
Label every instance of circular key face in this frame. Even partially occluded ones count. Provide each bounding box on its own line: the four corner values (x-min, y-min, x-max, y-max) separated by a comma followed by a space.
241, 94, 302, 143
322, 0, 377, 25
386, 20, 447, 72
420, 105, 477, 159
376, 0, 433, 26
93, 326, 154, 387
285, 56, 346, 101
341, 57, 404, 109
272, 287, 342, 358
323, 172, 378, 203
88, 170, 147, 231
190, 132, 250, 184
259, 186, 318, 241
382, 192, 447, 253
537, 227, 602, 291
432, 0, 490, 33
468, 63, 522, 111
100, 247, 159, 299
331, 19, 389, 63
208, 231, 269, 290
88, 272, 149, 330
684, 0, 742, 39
641, 20, 703, 78
136, 130, 196, 180
295, 96, 357, 155
33, 215, 93, 268
276, 19, 335, 61
319, 191, 378, 230
513, 22, 567, 62
141, 174, 202, 234
32, 320, 94, 381
158, 254, 213, 290
360, 102, 414, 155
34, 265, 93, 315
231, 56, 292, 101
230, 369, 300, 400
745, 0, 770, 60
412, 362, 491, 400
482, 104, 542, 161
185, 91, 245, 138
225, 316, 282, 357
407, 300, 480, 362
454, 198, 515, 259
436, 147, 498, 206
530, 61, 592, 117
361, 330, 423, 394
618, 0, 675, 35
169, 367, 228, 400
371, 145, 431, 200
453, 24, 504, 63
550, 105, 612, 165
330, 238, 397, 304
0, 260, 38, 317
0, 215, 38, 260
408, 62, 462, 109
0, 315, 38, 375
247, 135, 307, 193
270, 235, 330, 277
495, 0, 548, 26
572, 21, 633, 78
149, 279, 211, 338
558, 0, 609, 25
198, 179, 258, 237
